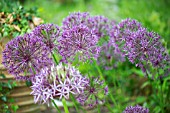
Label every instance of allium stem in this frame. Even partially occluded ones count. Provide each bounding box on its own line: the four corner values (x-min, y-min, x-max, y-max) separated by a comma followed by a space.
97, 104, 101, 113
93, 59, 119, 111
70, 94, 81, 113
105, 102, 114, 113
52, 53, 58, 65
52, 100, 62, 113
62, 98, 70, 113
31, 66, 36, 75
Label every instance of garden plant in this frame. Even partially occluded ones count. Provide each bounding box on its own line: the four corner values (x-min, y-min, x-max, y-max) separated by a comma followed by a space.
1, 10, 170, 113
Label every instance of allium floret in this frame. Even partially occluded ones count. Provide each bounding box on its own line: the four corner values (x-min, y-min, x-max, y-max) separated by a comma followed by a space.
123, 105, 149, 113
2, 33, 52, 80
76, 76, 108, 108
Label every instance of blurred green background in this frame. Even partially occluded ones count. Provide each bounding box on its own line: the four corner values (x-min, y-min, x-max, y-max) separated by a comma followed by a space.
1, 0, 170, 47
23, 0, 170, 48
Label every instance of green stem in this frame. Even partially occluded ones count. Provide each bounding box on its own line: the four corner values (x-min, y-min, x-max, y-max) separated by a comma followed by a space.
160, 81, 165, 113
97, 104, 101, 113
105, 103, 114, 113
52, 53, 58, 65
52, 100, 62, 113
70, 94, 80, 113
93, 59, 119, 111
62, 98, 70, 113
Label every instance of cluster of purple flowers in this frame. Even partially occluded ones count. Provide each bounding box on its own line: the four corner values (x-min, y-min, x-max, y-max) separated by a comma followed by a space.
58, 24, 100, 63
2, 33, 52, 80
60, 12, 115, 63
76, 77, 108, 108
123, 105, 149, 113
2, 12, 170, 112
31, 63, 89, 104
2, 12, 111, 108
110, 18, 170, 78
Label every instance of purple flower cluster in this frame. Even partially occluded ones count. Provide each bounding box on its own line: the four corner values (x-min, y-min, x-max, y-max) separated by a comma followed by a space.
110, 18, 170, 78
59, 12, 114, 63
62, 12, 113, 38
2, 33, 52, 80
58, 24, 100, 63
30, 63, 89, 104
76, 77, 108, 108
3, 11, 170, 111
32, 24, 60, 53
123, 105, 149, 113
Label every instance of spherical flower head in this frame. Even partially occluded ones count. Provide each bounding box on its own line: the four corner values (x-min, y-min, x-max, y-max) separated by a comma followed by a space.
97, 41, 125, 70
58, 24, 100, 63
123, 105, 149, 113
2, 33, 52, 80
32, 24, 60, 53
62, 12, 90, 30
52, 63, 89, 99
110, 18, 170, 78
76, 76, 108, 108
30, 63, 88, 104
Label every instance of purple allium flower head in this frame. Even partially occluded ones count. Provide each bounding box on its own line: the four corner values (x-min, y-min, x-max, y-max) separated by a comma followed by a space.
58, 24, 100, 63
2, 33, 52, 80
76, 76, 108, 108
31, 63, 88, 104
62, 12, 90, 30
97, 41, 125, 70
110, 18, 170, 78
123, 105, 149, 113
32, 24, 60, 53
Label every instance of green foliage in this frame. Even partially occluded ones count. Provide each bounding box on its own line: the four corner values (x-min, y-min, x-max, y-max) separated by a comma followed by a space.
0, 1, 40, 39
117, 0, 170, 48
0, 73, 18, 113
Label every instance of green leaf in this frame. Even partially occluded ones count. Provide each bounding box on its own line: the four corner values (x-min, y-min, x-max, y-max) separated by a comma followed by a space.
9, 98, 15, 103
3, 31, 8, 37
0, 73, 6, 78
141, 81, 150, 89
11, 105, 19, 112
136, 96, 146, 103
7, 82, 12, 89
6, 110, 11, 113
26, 80, 32, 86
1, 96, 7, 102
